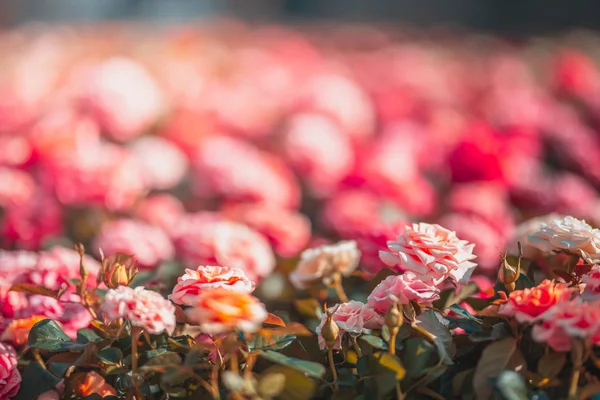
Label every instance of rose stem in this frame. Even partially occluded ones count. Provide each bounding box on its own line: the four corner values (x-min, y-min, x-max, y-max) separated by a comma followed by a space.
328, 347, 338, 391
131, 326, 142, 374
332, 273, 349, 303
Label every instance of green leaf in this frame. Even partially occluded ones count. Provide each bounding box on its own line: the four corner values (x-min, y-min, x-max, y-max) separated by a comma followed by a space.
245, 333, 296, 351
262, 365, 317, 400
144, 351, 182, 367
357, 352, 406, 397
360, 335, 388, 350
472, 337, 527, 400
97, 348, 123, 365
415, 311, 454, 365
537, 351, 566, 379
77, 328, 102, 344
403, 338, 435, 380
434, 283, 479, 309
494, 370, 528, 400
13, 362, 61, 400
257, 373, 286, 398
28, 319, 87, 351
259, 350, 325, 379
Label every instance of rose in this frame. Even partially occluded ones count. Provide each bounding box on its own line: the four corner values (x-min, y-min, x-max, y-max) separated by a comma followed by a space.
380, 222, 477, 285
367, 272, 440, 314
0, 342, 21, 399
93, 219, 174, 269
185, 288, 267, 335
289, 240, 360, 290
169, 265, 255, 306
316, 301, 383, 349
532, 300, 600, 351
101, 286, 176, 335
528, 215, 600, 258
498, 279, 576, 323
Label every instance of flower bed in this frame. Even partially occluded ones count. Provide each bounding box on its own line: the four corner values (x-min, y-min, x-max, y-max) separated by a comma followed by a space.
0, 22, 600, 399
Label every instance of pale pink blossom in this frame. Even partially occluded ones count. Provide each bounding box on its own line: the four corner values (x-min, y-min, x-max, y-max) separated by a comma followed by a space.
380, 223, 477, 285
129, 136, 189, 190
134, 194, 185, 235
101, 286, 176, 335
173, 216, 275, 282
582, 265, 600, 300
39, 141, 146, 211
185, 288, 267, 335
507, 213, 564, 258
23, 246, 100, 293
0, 342, 20, 399
289, 241, 360, 290
81, 57, 165, 141
93, 219, 174, 269
169, 265, 255, 306
528, 216, 600, 259
316, 301, 384, 349
1, 190, 63, 250
191, 136, 300, 209
367, 272, 440, 314
282, 112, 354, 196
0, 168, 34, 207
222, 204, 311, 257
532, 300, 600, 352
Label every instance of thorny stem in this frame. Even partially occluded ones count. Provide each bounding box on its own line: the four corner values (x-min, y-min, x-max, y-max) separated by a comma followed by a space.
331, 272, 349, 303
395, 382, 405, 400
328, 347, 338, 391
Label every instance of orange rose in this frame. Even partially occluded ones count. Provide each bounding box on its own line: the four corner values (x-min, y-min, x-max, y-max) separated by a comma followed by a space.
185, 288, 267, 335
1, 316, 49, 346
75, 371, 116, 397
498, 279, 576, 323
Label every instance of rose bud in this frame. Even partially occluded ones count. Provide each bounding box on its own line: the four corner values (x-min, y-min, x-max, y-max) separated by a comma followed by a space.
498, 243, 522, 293
101, 252, 138, 289
321, 304, 340, 349
384, 301, 403, 331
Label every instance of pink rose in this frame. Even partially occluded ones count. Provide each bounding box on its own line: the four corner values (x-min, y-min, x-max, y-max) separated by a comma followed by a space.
282, 113, 354, 196
1, 190, 63, 250
102, 286, 176, 335
39, 141, 146, 212
129, 136, 189, 190
134, 194, 185, 235
582, 265, 600, 300
172, 216, 275, 282
93, 219, 174, 269
81, 57, 165, 141
316, 301, 383, 349
169, 265, 255, 306
380, 222, 477, 285
532, 300, 600, 352
0, 342, 20, 399
222, 204, 311, 258
0, 168, 34, 207
438, 213, 506, 272
23, 246, 100, 293
191, 136, 300, 209
289, 241, 360, 290
367, 272, 440, 314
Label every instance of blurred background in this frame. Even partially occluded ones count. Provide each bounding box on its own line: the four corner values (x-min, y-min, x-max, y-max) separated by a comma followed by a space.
2, 0, 600, 33
3, 0, 600, 297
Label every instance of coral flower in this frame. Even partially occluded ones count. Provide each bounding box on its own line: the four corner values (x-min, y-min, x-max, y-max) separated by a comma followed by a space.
498, 279, 577, 323
169, 265, 255, 306
1, 315, 49, 346
75, 371, 117, 398
185, 288, 267, 335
